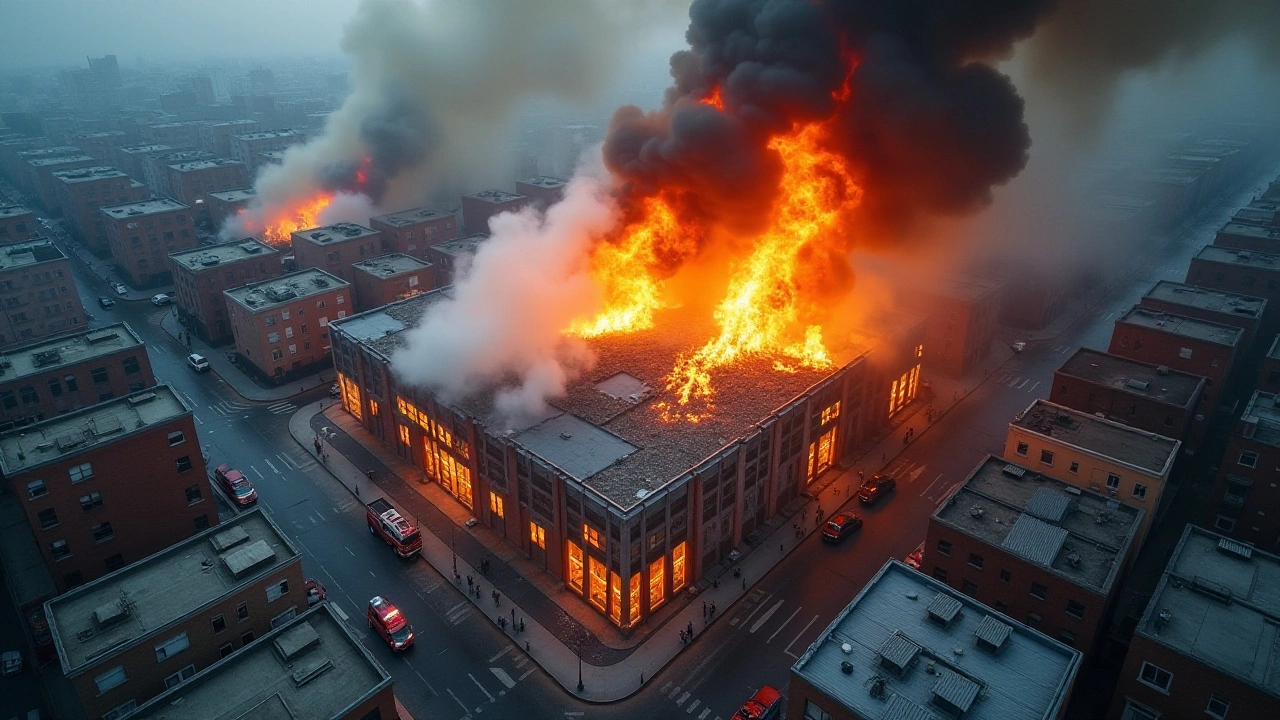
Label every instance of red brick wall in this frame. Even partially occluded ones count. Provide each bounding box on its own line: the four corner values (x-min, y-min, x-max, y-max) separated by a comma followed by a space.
57, 176, 148, 253
171, 255, 282, 345
0, 345, 155, 430
0, 256, 87, 350
229, 287, 345, 380
105, 207, 199, 287
1204, 431, 1280, 545
1139, 294, 1263, 352
370, 215, 456, 258
1109, 320, 1236, 419
291, 233, 383, 283
1186, 258, 1280, 330
1110, 635, 1279, 720
0, 209, 38, 245
352, 269, 432, 313
12, 415, 213, 592
1049, 371, 1200, 449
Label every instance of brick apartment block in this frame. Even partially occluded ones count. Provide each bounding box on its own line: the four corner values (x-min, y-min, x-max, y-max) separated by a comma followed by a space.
110, 144, 174, 183
1204, 390, 1280, 545
28, 155, 97, 213
230, 130, 303, 178
169, 239, 281, 345
54, 167, 148, 253
1139, 280, 1265, 352
68, 131, 126, 163
515, 176, 567, 210
1, 384, 211, 594
165, 158, 249, 211
904, 275, 1004, 378
924, 456, 1143, 654
141, 120, 210, 150
290, 223, 382, 283
350, 253, 433, 312
143, 150, 213, 200
0, 240, 87, 350
45, 509, 305, 720
0, 322, 153, 431
369, 206, 457, 258
205, 188, 255, 231
426, 233, 487, 287
0, 205, 38, 245
0, 138, 54, 189
226, 269, 349, 384
1214, 220, 1280, 255
102, 199, 198, 288
1110, 526, 1280, 720
199, 119, 260, 158
460, 189, 530, 236
1186, 245, 1280, 330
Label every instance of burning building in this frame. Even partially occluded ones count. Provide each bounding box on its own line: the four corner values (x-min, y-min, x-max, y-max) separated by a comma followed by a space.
331, 289, 923, 627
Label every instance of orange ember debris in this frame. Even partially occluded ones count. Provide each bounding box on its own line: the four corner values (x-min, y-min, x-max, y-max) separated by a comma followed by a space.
261, 193, 334, 244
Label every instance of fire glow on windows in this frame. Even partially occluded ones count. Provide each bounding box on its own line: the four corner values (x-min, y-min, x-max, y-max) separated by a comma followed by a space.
529, 521, 546, 549
888, 360, 922, 417
820, 401, 841, 425
807, 426, 836, 482
649, 557, 666, 610
583, 524, 604, 550
338, 374, 361, 420
588, 557, 608, 611
425, 437, 472, 509
672, 541, 687, 592
567, 540, 584, 593
489, 492, 504, 519
398, 424, 410, 446
630, 574, 641, 623
610, 572, 622, 625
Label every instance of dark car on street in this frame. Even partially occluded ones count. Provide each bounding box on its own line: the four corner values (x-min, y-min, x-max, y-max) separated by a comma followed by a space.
97, 296, 114, 309
213, 463, 257, 507
858, 473, 897, 506
821, 512, 863, 543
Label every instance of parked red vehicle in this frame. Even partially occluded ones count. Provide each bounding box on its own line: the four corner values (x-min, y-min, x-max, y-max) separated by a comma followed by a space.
366, 497, 421, 557
214, 463, 257, 507
367, 596, 415, 651
737, 685, 782, 720
305, 578, 328, 607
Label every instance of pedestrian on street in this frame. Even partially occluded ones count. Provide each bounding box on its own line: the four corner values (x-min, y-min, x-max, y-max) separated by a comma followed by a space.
703, 601, 707, 618
495, 591, 502, 607
687, 621, 693, 638
467, 575, 473, 590
742, 577, 746, 591
710, 603, 716, 618
858, 468, 865, 481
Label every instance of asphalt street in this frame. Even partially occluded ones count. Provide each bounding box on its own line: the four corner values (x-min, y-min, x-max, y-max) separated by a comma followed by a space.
0, 168, 1266, 720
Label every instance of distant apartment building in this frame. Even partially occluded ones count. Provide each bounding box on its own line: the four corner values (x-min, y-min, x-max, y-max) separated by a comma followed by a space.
230, 130, 303, 178
1, 384, 211, 593
0, 138, 53, 188
1140, 280, 1265, 352
1214, 220, 1280, 254
0, 323, 153, 431
350, 253, 433, 312
460, 189, 530, 235
0, 205, 38, 244
1204, 391, 1280, 544
906, 275, 1004, 378
45, 509, 305, 720
169, 239, 281, 345
1258, 335, 1280, 394
165, 159, 249, 211
68, 131, 126, 163
1110, 306, 1243, 421
143, 149, 214, 200
0, 240, 87, 349
128, 604, 396, 720
53, 167, 149, 253
1110, 525, 1280, 720
788, 559, 1081, 720
369, 206, 457, 258
515, 176, 568, 210
226, 269, 349, 383
1004, 399, 1180, 546
111, 144, 175, 182
1000, 266, 1073, 330
1050, 348, 1207, 452
924, 456, 1143, 653
290, 223, 382, 283
28, 155, 97, 213
102, 199, 198, 288
427, 233, 486, 287
1186, 245, 1280, 329
205, 188, 255, 231
142, 120, 211, 149
199, 119, 261, 157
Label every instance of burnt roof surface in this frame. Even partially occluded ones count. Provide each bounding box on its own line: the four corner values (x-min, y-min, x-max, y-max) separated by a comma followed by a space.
337, 292, 869, 509
1055, 348, 1204, 408
934, 456, 1143, 594
1116, 306, 1243, 347
1143, 280, 1265, 320
1011, 399, 1179, 477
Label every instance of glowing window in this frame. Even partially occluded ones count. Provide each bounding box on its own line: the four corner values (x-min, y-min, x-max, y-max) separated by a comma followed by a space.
398, 424, 410, 446
672, 541, 687, 592
821, 401, 841, 425
588, 557, 607, 611
610, 572, 622, 625
808, 427, 837, 481
368, 399, 379, 417
567, 541, 584, 593
530, 521, 546, 549
649, 556, 665, 610
339, 374, 361, 420
489, 492, 504, 519
583, 524, 604, 550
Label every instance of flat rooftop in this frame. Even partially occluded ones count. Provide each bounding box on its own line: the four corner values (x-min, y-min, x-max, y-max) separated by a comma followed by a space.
520, 176, 567, 188
463, 189, 526, 204
1218, 221, 1280, 241
226, 269, 348, 312
0, 323, 143, 382
28, 155, 94, 168
1116, 306, 1243, 348
1194, 244, 1280, 271
1143, 280, 1265, 321
0, 240, 66, 271
292, 222, 379, 246
792, 560, 1080, 720
338, 290, 875, 509
152, 150, 214, 164
170, 159, 245, 172
935, 456, 1143, 594
116, 144, 174, 155
102, 198, 188, 219
1011, 399, 1180, 477
1239, 391, 1280, 449
170, 239, 278, 272
431, 233, 487, 258
46, 509, 298, 675
128, 604, 390, 720
1056, 348, 1204, 408
370, 206, 454, 227
0, 205, 33, 219
234, 130, 301, 141
52, 166, 129, 183
17, 146, 81, 159
0, 384, 189, 476
207, 188, 256, 203
352, 253, 431, 278
1137, 526, 1280, 701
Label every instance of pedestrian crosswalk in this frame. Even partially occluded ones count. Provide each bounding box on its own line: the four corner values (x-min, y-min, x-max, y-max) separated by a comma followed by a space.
267, 400, 298, 415
211, 399, 254, 417
659, 681, 723, 720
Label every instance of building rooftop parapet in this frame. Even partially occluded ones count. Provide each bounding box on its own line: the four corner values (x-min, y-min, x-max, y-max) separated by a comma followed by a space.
1056, 348, 1204, 408
1116, 306, 1243, 347
101, 199, 188, 218
0, 323, 143, 381
225, 269, 348, 312
1010, 399, 1180, 477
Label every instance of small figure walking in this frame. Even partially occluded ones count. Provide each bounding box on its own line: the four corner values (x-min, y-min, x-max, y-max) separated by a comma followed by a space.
687, 621, 694, 638
467, 575, 474, 590
742, 577, 746, 591
703, 601, 707, 618
710, 603, 716, 618
858, 468, 865, 482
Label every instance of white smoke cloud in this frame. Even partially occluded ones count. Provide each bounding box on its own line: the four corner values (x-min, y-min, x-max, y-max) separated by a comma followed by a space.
316, 191, 378, 227
390, 163, 620, 426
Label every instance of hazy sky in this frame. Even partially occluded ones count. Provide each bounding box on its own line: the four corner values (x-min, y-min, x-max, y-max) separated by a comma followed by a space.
0, 0, 370, 69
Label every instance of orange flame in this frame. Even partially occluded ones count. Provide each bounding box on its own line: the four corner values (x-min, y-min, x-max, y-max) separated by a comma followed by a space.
702, 87, 725, 110
261, 193, 334, 245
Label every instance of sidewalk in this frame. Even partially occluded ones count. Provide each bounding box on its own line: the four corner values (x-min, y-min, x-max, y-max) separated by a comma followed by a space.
285, 343, 1017, 701
157, 308, 330, 403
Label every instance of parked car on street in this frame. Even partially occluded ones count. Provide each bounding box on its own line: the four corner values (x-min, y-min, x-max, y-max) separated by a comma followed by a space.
736, 685, 782, 720
821, 511, 863, 543
187, 353, 210, 372
151, 292, 174, 306
305, 578, 328, 607
906, 543, 925, 569
97, 296, 114, 309
113, 282, 128, 296
367, 596, 414, 651
858, 473, 897, 506
213, 463, 257, 507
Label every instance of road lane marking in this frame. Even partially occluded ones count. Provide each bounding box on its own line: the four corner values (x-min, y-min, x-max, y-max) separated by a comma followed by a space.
699, 710, 711, 720
676, 692, 690, 707
922, 473, 946, 499
488, 645, 513, 663
194, 415, 204, 425
661, 682, 672, 694
469, 673, 495, 702
1028, 381, 1041, 393
669, 685, 682, 699
749, 600, 784, 633
345, 546, 355, 556
738, 591, 772, 627
446, 688, 469, 715
250, 465, 264, 479
331, 603, 348, 620
519, 667, 535, 681
264, 458, 280, 474
277, 453, 295, 469
687, 699, 700, 713
767, 605, 802, 643
784, 614, 820, 658
490, 667, 516, 689
1017, 379, 1029, 389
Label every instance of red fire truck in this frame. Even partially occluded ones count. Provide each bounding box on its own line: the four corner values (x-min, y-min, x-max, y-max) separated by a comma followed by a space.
366, 497, 422, 558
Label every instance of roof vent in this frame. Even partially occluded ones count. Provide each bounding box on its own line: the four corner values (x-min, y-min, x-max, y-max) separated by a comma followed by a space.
127, 392, 157, 406
222, 539, 277, 579
31, 349, 62, 367
841, 643, 853, 654
210, 525, 250, 552
841, 661, 854, 674
1001, 464, 1026, 480
927, 593, 963, 627
274, 620, 321, 662
1125, 378, 1150, 391
1066, 552, 1082, 568
92, 599, 130, 629
1217, 537, 1254, 560
1156, 365, 1170, 376
1154, 609, 1173, 632
974, 615, 1011, 651
969, 506, 984, 519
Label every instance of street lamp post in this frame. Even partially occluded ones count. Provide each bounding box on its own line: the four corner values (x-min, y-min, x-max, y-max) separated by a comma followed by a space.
576, 641, 584, 693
